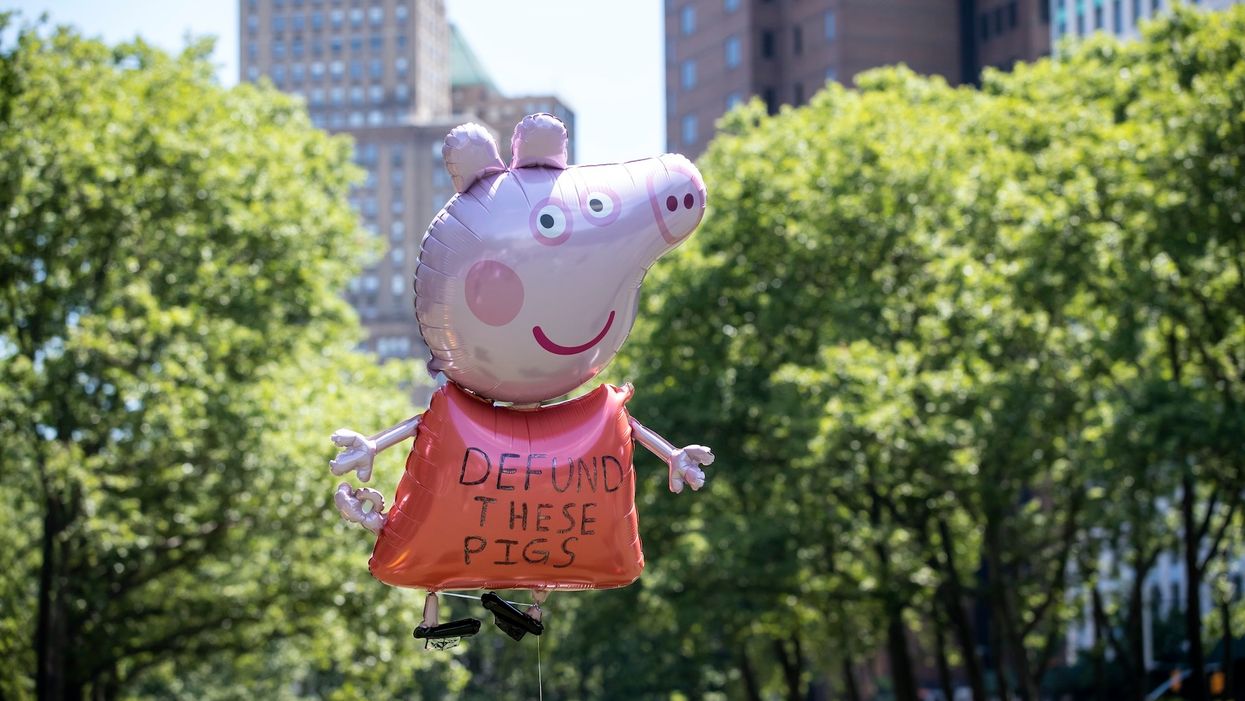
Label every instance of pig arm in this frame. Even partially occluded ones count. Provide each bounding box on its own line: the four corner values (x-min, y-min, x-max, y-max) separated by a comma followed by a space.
329, 415, 421, 534
329, 415, 422, 482
629, 417, 714, 494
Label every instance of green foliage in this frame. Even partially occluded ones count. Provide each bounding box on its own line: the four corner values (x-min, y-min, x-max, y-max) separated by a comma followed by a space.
0, 20, 449, 700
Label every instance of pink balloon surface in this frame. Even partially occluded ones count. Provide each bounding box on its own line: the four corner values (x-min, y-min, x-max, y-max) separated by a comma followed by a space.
416, 113, 707, 403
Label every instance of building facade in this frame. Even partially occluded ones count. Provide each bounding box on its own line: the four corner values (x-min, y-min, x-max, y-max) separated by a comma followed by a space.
239, 0, 573, 365
1050, 0, 1244, 42
665, 0, 1052, 157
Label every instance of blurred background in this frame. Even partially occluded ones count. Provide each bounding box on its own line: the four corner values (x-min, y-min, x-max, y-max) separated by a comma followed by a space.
1, 1, 1243, 699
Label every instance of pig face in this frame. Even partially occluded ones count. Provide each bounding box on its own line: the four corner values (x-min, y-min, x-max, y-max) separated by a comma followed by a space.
415, 114, 706, 404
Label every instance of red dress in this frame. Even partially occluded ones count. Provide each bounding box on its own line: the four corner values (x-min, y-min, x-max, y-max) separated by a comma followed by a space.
369, 382, 645, 591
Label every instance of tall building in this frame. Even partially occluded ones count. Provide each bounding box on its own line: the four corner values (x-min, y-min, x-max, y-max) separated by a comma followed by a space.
664, 0, 1052, 157
1050, 0, 1243, 42
239, 0, 573, 366
449, 25, 576, 165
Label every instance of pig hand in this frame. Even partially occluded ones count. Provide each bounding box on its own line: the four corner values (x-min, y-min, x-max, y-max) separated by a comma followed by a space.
668, 445, 714, 494
329, 429, 377, 482
334, 483, 387, 534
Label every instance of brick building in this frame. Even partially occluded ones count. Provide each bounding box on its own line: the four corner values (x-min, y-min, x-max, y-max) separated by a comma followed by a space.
665, 0, 1052, 157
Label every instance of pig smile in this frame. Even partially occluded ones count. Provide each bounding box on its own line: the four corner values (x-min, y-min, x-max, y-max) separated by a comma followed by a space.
532, 311, 616, 355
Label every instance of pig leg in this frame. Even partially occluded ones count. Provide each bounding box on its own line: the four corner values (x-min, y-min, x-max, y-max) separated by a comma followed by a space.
482, 591, 545, 641
413, 592, 482, 650
629, 417, 715, 493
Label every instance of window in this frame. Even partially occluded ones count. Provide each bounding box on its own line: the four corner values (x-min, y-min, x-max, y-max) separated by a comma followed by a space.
1008, 1, 1018, 28
825, 66, 838, 82
311, 61, 325, 78
1112, 0, 1122, 32
395, 57, 409, 74
390, 221, 405, 241
351, 37, 363, 53
395, 85, 409, 101
291, 13, 305, 31
292, 38, 304, 59
331, 37, 342, 53
349, 60, 362, 79
792, 26, 802, 55
391, 167, 404, 185
368, 110, 383, 126
310, 88, 324, 105
247, 66, 260, 80
370, 85, 384, 103
763, 87, 777, 114
725, 0, 740, 11
247, 14, 259, 32
994, 7, 1004, 33
793, 82, 804, 104
247, 41, 258, 60
1132, 0, 1142, 22
330, 9, 343, 27
391, 198, 404, 214
273, 40, 285, 60
391, 247, 405, 264
370, 59, 383, 78
980, 13, 990, 40
680, 5, 696, 34
1094, 3, 1103, 29
311, 12, 323, 30
330, 87, 344, 105
350, 8, 364, 26
291, 63, 305, 82
681, 59, 697, 89
680, 114, 697, 145
824, 11, 836, 40
726, 92, 743, 109
1076, 8, 1085, 34
370, 35, 383, 52
1152, 0, 1162, 12
273, 15, 285, 32
331, 60, 345, 77
761, 30, 774, 58
396, 4, 408, 21
1041, 1, 1050, 23
725, 35, 741, 68
349, 111, 364, 127
370, 6, 384, 25
350, 86, 364, 105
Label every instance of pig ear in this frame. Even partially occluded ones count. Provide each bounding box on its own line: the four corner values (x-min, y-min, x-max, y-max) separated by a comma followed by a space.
442, 123, 506, 193
510, 113, 568, 170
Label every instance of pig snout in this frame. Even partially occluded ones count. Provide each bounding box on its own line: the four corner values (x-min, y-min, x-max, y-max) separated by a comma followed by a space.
646, 154, 706, 246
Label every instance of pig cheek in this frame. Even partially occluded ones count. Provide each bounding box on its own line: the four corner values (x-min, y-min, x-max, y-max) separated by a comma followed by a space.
464, 260, 524, 327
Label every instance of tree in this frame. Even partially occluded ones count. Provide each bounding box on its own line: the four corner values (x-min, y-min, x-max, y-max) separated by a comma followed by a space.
0, 22, 446, 699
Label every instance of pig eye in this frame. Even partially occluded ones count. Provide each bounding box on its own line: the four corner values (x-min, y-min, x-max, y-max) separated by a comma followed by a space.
530, 198, 572, 245
580, 188, 621, 226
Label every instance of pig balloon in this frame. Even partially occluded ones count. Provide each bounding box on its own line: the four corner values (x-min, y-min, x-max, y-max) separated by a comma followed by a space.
330, 114, 714, 649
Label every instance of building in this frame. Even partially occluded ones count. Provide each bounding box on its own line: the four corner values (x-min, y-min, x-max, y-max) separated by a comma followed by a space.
239, 0, 573, 366
1050, 0, 1244, 42
449, 25, 576, 165
664, 0, 1052, 158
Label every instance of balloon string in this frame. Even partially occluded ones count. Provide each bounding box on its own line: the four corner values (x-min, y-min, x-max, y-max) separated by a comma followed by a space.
537, 633, 544, 701
437, 591, 526, 607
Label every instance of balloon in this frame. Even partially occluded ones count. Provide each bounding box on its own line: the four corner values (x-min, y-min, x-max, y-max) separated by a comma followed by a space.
331, 113, 714, 643
417, 113, 706, 403
370, 382, 642, 591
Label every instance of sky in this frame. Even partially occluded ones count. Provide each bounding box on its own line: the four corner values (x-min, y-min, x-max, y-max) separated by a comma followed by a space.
6, 1, 666, 163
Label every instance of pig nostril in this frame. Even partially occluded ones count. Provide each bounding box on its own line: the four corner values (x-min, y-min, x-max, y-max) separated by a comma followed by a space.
665, 195, 678, 212
683, 193, 694, 209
